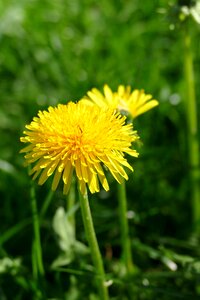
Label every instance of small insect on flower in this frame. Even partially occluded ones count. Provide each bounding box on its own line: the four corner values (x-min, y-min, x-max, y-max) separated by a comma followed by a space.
83, 84, 159, 119
20, 101, 139, 195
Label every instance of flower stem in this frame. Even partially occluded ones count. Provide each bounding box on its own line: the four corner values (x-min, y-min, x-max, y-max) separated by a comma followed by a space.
40, 190, 54, 219
67, 177, 76, 228
30, 180, 45, 277
117, 180, 134, 274
78, 190, 109, 300
183, 21, 200, 232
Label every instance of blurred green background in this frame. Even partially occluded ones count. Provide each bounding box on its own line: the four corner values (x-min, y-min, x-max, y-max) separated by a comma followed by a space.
0, 0, 200, 299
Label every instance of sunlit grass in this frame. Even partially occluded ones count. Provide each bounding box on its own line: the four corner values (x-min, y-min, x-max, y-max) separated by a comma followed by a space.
0, 0, 200, 299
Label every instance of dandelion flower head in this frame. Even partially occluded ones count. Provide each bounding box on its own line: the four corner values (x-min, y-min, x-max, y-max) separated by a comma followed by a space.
83, 84, 158, 119
20, 101, 139, 195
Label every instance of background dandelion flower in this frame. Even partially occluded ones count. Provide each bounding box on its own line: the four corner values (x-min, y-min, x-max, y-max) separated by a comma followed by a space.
83, 84, 159, 119
20, 101, 139, 195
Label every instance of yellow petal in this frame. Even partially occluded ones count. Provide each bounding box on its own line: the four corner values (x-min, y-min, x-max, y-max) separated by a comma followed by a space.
38, 168, 49, 185
88, 172, 99, 193
132, 100, 158, 118
63, 160, 73, 184
52, 169, 62, 191
97, 172, 109, 191
104, 84, 114, 104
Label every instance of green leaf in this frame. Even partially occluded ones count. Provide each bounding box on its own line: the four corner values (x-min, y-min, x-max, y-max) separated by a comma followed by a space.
0, 257, 21, 275
51, 253, 73, 269
52, 206, 75, 253
52, 207, 88, 268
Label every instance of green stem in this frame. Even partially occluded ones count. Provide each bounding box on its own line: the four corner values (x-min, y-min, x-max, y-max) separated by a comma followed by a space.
78, 190, 109, 300
117, 180, 134, 274
40, 190, 54, 219
32, 240, 38, 279
30, 180, 45, 277
67, 177, 76, 228
183, 21, 200, 232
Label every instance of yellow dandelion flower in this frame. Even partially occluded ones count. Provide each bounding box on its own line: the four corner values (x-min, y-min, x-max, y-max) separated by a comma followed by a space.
20, 101, 139, 195
83, 84, 159, 119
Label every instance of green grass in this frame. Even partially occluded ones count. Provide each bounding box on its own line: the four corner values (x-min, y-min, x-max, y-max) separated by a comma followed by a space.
1, 0, 200, 299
